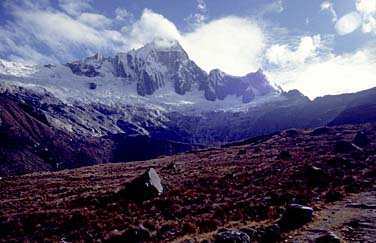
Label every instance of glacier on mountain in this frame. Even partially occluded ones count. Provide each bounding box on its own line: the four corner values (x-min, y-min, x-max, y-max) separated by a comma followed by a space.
0, 39, 282, 113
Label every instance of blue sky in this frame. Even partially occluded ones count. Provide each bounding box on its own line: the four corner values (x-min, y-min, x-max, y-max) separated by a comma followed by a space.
0, 0, 376, 98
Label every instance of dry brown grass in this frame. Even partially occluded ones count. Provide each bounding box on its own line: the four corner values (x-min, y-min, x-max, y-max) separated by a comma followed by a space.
0, 123, 376, 242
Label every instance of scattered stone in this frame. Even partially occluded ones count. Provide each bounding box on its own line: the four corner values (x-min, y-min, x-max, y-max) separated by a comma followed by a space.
327, 157, 350, 167
277, 151, 292, 160
334, 141, 359, 153
315, 232, 341, 243
121, 168, 163, 201
325, 190, 343, 202
215, 230, 251, 243
120, 225, 150, 243
279, 204, 313, 230
304, 165, 325, 178
254, 147, 262, 153
354, 132, 371, 147
310, 127, 333, 136
343, 176, 356, 185
182, 222, 196, 234
237, 149, 246, 155
165, 162, 177, 170
88, 82, 97, 90
239, 227, 258, 240
104, 229, 124, 243
261, 224, 280, 243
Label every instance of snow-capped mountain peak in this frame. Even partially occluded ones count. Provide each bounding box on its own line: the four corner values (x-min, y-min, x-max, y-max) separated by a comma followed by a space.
112, 39, 206, 96
137, 38, 187, 55
0, 40, 281, 111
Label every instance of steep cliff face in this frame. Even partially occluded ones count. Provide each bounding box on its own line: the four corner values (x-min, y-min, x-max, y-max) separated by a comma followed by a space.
64, 39, 277, 100
67, 53, 107, 77
112, 39, 208, 96
204, 68, 275, 103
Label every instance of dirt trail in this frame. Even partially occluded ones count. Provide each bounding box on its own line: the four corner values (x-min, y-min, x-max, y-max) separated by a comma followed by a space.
287, 191, 376, 242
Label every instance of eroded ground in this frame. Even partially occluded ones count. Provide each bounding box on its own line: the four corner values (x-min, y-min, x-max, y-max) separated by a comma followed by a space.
0, 123, 376, 242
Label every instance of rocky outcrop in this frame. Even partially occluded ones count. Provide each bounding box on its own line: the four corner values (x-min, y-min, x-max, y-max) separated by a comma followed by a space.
112, 39, 207, 96
279, 204, 313, 230
204, 68, 275, 103
261, 224, 281, 243
67, 39, 276, 100
105, 226, 151, 243
354, 132, 371, 147
67, 53, 105, 77
121, 168, 164, 202
215, 229, 251, 243
315, 232, 341, 243
334, 141, 359, 153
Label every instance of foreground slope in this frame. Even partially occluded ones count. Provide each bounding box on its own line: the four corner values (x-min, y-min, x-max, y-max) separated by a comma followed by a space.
0, 123, 375, 242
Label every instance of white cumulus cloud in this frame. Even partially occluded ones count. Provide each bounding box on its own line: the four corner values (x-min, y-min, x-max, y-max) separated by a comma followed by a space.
126, 9, 181, 50
267, 47, 376, 99
356, 0, 376, 15
181, 17, 265, 75
335, 12, 362, 35
0, 0, 127, 63
356, 0, 376, 34
266, 35, 321, 66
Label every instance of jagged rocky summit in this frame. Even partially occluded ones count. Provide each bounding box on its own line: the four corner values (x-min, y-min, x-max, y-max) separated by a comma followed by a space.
66, 38, 277, 103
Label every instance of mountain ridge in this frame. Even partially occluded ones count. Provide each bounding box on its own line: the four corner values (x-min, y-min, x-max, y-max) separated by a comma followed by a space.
64, 38, 278, 103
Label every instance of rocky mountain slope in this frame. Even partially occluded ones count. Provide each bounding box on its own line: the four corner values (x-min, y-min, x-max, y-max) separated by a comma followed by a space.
1, 40, 376, 176
0, 123, 375, 242
0, 94, 199, 176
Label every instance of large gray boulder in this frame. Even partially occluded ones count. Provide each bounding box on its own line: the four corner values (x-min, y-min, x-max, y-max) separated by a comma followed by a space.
279, 204, 313, 230
122, 168, 164, 201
